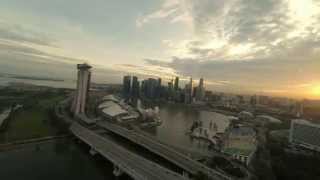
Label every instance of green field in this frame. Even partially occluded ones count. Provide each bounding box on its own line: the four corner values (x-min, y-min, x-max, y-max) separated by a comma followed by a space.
0, 88, 68, 143
2, 109, 57, 141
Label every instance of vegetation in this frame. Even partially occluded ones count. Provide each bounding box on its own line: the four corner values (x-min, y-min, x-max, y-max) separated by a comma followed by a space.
0, 87, 69, 143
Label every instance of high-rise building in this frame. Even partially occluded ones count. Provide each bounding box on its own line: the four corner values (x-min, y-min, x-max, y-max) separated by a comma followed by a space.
199, 78, 204, 88
131, 76, 140, 98
195, 78, 205, 101
174, 77, 179, 91
142, 78, 159, 99
184, 78, 193, 104
168, 80, 174, 100
156, 78, 162, 98
190, 77, 193, 96
289, 119, 320, 152
71, 63, 92, 115
158, 78, 162, 87
123, 76, 131, 99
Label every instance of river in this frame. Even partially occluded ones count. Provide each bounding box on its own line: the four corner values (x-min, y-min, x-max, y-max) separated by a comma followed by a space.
144, 103, 231, 154
0, 78, 231, 179
0, 77, 75, 89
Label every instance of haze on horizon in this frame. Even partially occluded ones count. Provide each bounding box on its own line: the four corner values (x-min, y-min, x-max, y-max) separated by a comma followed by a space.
0, 0, 319, 100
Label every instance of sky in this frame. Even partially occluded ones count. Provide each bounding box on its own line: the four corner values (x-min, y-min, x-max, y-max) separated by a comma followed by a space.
0, 0, 320, 99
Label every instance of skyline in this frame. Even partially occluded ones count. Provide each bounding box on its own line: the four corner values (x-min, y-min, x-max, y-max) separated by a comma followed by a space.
0, 0, 320, 99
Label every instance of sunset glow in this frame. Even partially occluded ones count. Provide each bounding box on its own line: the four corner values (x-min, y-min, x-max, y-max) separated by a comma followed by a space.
0, 0, 319, 99
312, 85, 320, 97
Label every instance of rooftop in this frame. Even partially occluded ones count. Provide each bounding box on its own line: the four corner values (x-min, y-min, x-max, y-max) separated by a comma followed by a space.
98, 101, 118, 109
257, 115, 282, 123
0, 108, 11, 127
102, 95, 119, 102
292, 119, 320, 127
77, 63, 92, 70
102, 104, 128, 117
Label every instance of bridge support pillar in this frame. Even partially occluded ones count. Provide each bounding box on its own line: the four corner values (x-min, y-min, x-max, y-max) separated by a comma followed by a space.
113, 165, 123, 177
89, 148, 97, 156
182, 171, 190, 178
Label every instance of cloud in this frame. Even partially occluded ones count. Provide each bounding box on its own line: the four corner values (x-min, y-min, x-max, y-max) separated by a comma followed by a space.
0, 40, 83, 64
144, 57, 320, 95
0, 40, 124, 83
141, 0, 320, 97
0, 21, 55, 47
115, 62, 179, 81
136, 0, 192, 27
143, 0, 320, 62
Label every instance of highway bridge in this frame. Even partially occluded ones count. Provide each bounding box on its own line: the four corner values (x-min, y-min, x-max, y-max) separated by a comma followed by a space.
97, 121, 231, 180
70, 122, 187, 180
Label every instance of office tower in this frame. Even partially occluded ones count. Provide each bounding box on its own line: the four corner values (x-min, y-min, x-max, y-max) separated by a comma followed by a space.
123, 76, 131, 99
190, 77, 193, 97
184, 78, 193, 104
131, 76, 140, 98
72, 63, 92, 115
142, 78, 158, 99
174, 77, 179, 91
168, 80, 174, 100
199, 78, 204, 88
195, 78, 205, 101
158, 78, 162, 87
157, 78, 162, 98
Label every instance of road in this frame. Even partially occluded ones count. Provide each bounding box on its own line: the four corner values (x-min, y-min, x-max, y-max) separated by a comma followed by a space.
97, 121, 231, 180
70, 122, 187, 180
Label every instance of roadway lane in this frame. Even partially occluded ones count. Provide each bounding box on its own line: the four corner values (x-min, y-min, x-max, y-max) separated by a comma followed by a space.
70, 122, 187, 180
97, 121, 231, 180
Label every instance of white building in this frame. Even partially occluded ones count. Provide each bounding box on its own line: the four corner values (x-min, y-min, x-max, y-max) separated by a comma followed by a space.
256, 115, 282, 124
289, 119, 320, 152
238, 111, 254, 121
0, 108, 12, 129
71, 63, 92, 115
98, 95, 140, 122
102, 94, 119, 103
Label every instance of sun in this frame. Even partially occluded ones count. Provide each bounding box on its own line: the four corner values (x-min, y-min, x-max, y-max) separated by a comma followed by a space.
311, 85, 320, 97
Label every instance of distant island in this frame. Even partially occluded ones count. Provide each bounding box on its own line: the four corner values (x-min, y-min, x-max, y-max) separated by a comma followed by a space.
0, 73, 65, 82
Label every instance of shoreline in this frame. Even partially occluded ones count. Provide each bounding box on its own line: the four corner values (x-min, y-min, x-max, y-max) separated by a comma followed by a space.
0, 134, 72, 152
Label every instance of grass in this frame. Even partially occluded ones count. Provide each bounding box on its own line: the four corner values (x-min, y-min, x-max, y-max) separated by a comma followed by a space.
0, 91, 67, 143
3, 109, 57, 141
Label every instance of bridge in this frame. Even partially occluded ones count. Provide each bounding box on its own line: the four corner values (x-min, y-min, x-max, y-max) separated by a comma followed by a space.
97, 121, 231, 180
70, 122, 187, 180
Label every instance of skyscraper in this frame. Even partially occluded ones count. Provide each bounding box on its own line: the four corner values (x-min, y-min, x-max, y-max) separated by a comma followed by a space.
71, 63, 92, 115
184, 78, 193, 104
123, 76, 131, 99
142, 78, 159, 99
157, 78, 162, 98
168, 80, 174, 100
190, 77, 193, 98
199, 78, 204, 88
174, 77, 179, 91
131, 76, 140, 98
196, 78, 205, 101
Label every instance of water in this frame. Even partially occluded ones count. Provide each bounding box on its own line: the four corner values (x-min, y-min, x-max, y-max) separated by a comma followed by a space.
0, 77, 231, 178
0, 139, 118, 180
0, 104, 231, 179
145, 103, 231, 153
0, 77, 75, 89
